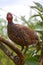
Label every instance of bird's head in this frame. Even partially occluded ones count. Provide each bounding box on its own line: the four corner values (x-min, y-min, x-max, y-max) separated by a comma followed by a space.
6, 12, 13, 22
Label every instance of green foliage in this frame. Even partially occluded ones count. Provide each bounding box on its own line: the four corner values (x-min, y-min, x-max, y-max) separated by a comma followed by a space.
0, 18, 8, 38
0, 1, 43, 65
0, 50, 14, 65
30, 2, 43, 42
31, 2, 43, 12
30, 2, 43, 26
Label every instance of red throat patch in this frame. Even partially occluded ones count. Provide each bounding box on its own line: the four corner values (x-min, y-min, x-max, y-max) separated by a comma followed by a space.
6, 12, 13, 22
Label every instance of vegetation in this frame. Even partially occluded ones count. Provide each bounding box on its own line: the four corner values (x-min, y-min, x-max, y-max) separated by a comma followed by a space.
0, 2, 43, 65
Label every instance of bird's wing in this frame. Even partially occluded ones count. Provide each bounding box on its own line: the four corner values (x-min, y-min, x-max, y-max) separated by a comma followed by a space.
21, 26, 38, 40
13, 24, 32, 44
13, 24, 38, 40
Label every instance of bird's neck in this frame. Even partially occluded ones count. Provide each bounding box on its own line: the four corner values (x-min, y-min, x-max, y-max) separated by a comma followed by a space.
7, 19, 12, 23
8, 21, 13, 25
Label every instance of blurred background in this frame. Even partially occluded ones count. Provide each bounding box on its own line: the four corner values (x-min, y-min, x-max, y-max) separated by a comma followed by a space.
0, 0, 43, 65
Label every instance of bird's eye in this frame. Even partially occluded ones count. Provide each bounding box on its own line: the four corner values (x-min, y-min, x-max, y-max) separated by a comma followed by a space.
8, 15, 12, 18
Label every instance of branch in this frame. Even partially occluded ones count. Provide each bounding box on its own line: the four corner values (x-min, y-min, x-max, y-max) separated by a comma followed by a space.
0, 35, 24, 65
39, 46, 43, 65
0, 42, 18, 64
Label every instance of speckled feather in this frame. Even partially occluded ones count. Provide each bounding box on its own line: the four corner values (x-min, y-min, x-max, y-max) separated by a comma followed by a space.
7, 13, 40, 54
7, 22, 38, 47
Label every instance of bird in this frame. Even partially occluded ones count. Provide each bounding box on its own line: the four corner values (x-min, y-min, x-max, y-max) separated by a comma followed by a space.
6, 12, 40, 54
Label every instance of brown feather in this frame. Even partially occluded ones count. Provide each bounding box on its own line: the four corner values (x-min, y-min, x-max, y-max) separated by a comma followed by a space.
7, 13, 40, 54
7, 22, 39, 54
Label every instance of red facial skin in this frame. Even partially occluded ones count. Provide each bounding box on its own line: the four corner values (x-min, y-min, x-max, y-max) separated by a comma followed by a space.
6, 13, 13, 22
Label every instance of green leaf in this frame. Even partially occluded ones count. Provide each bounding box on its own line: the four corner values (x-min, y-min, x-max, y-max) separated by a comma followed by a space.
30, 14, 39, 19
33, 2, 42, 8
31, 2, 43, 12
38, 12, 43, 20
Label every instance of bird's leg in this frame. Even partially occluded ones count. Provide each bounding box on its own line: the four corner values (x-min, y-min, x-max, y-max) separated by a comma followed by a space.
24, 46, 28, 54
36, 42, 41, 55
21, 46, 24, 51
33, 41, 41, 56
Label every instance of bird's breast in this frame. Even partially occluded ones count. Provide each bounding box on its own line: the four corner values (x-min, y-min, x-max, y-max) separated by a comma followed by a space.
7, 24, 25, 46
